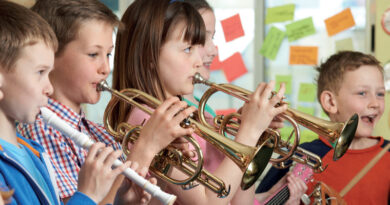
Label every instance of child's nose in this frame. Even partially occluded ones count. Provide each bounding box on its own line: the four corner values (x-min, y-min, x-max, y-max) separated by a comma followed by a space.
98, 59, 110, 76
193, 47, 203, 69
44, 81, 54, 96
208, 42, 218, 59
368, 95, 380, 108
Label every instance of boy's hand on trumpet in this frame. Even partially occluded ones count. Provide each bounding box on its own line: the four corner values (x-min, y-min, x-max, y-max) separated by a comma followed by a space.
238, 81, 287, 145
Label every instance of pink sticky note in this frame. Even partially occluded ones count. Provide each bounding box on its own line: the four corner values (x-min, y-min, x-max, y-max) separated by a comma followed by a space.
210, 55, 223, 71
216, 108, 237, 116
221, 52, 248, 82
220, 14, 245, 42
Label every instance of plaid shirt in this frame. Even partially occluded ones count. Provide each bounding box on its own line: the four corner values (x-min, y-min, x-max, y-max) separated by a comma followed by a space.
17, 98, 122, 199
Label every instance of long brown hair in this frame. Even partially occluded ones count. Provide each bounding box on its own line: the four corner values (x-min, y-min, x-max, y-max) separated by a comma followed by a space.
110, 0, 205, 130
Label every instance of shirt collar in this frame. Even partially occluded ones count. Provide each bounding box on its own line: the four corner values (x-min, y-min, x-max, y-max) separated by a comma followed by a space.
47, 98, 86, 128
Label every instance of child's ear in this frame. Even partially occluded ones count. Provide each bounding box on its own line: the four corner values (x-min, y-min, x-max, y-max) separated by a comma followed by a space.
320, 90, 337, 114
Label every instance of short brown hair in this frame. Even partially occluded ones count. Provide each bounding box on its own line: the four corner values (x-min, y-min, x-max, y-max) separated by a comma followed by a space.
110, 0, 206, 130
0, 0, 57, 71
316, 51, 383, 102
32, 0, 120, 56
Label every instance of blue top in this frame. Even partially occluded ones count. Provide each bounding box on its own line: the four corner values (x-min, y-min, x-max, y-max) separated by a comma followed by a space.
0, 138, 54, 204
0, 133, 96, 205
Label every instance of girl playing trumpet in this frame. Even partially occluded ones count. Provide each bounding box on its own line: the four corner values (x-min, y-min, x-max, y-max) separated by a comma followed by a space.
111, 0, 287, 204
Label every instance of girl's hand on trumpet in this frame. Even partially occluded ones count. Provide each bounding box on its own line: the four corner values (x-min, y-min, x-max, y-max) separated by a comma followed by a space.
128, 96, 196, 168
269, 115, 285, 129
238, 81, 287, 145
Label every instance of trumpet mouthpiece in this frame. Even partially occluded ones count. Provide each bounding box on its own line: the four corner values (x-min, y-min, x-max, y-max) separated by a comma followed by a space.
97, 80, 109, 92
193, 72, 211, 86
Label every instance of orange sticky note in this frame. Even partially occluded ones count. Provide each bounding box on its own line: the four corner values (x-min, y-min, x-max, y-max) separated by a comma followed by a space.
220, 14, 245, 42
221, 52, 248, 82
210, 55, 223, 71
289, 46, 318, 65
216, 108, 237, 116
325, 8, 356, 36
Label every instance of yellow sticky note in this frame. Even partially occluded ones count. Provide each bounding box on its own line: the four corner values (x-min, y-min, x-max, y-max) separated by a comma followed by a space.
289, 46, 318, 65
286, 17, 316, 42
260, 27, 285, 60
298, 83, 317, 102
325, 8, 356, 36
275, 75, 292, 94
266, 4, 295, 24
335, 38, 354, 52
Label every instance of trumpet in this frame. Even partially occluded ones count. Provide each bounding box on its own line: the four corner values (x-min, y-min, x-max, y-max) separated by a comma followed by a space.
193, 73, 358, 171
40, 107, 177, 205
98, 80, 273, 193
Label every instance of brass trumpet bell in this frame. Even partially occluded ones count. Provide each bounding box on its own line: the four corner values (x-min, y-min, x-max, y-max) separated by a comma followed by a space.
193, 72, 358, 166
284, 108, 358, 161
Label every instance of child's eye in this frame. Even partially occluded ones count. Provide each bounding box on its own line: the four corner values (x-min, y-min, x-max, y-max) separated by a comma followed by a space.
377, 92, 385, 97
107, 53, 112, 58
38, 70, 45, 75
88, 53, 98, 58
184, 46, 191, 53
357, 91, 366, 96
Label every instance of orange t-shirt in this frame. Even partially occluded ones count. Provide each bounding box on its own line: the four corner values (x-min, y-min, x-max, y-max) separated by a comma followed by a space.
308, 136, 389, 205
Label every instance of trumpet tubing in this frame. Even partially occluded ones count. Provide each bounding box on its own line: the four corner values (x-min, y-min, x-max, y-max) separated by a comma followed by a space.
219, 113, 325, 171
99, 82, 208, 190
98, 80, 271, 193
193, 72, 358, 170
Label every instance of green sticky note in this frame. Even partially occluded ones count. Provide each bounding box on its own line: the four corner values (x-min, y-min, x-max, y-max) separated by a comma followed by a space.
275, 75, 292, 94
297, 106, 315, 115
320, 110, 329, 120
298, 83, 317, 102
286, 17, 316, 42
335, 38, 354, 52
300, 129, 317, 143
266, 4, 295, 24
279, 126, 295, 143
260, 27, 285, 60
280, 126, 317, 143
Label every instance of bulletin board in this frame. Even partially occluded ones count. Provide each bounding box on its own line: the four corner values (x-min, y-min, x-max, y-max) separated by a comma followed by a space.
205, 0, 368, 143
